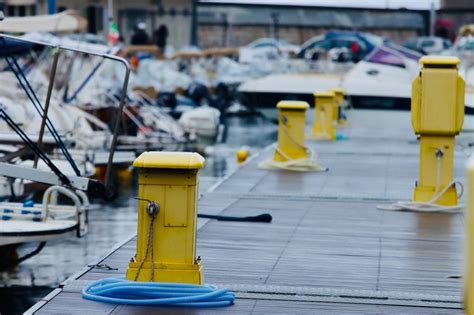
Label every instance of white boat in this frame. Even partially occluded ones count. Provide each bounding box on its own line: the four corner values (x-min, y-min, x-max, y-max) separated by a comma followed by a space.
0, 184, 89, 269
238, 44, 422, 110
342, 45, 421, 109
179, 106, 221, 151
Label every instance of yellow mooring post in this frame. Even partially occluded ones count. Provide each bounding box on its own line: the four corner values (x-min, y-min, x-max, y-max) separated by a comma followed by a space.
466, 157, 474, 314
126, 151, 205, 284
311, 91, 337, 140
273, 100, 309, 162
331, 87, 346, 125
411, 56, 464, 205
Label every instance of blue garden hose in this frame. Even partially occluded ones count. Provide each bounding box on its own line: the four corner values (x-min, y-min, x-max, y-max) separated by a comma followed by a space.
82, 278, 235, 307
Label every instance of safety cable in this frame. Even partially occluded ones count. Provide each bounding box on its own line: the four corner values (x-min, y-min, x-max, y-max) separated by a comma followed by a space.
3, 52, 80, 175
0, 107, 71, 186
64, 56, 106, 103
5, 54, 80, 175
0, 39, 81, 176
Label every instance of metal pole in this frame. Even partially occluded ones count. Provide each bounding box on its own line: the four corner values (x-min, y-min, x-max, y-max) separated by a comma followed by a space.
190, 0, 198, 46
33, 47, 60, 169
429, 1, 436, 37
48, 0, 56, 15
108, 0, 114, 21
104, 65, 130, 188
222, 13, 228, 47
271, 13, 279, 41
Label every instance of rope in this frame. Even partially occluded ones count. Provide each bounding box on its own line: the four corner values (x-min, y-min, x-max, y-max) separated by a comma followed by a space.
259, 122, 327, 172
376, 181, 463, 213
377, 149, 463, 213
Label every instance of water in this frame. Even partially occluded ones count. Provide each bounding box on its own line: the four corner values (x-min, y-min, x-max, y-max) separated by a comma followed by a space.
0, 115, 276, 315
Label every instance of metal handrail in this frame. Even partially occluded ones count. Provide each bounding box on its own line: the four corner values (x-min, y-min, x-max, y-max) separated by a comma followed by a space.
0, 34, 131, 194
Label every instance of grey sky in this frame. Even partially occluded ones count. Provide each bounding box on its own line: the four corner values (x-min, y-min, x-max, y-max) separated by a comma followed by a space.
200, 0, 441, 10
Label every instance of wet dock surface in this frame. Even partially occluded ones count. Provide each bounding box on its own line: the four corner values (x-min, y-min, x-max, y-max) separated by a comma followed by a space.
27, 110, 473, 314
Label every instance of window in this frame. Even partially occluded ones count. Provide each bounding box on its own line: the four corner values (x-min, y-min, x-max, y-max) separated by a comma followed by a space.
308, 39, 332, 50
18, 5, 25, 17
421, 39, 435, 48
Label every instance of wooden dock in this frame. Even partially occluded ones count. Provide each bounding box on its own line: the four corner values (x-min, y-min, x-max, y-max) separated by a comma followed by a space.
27, 110, 471, 314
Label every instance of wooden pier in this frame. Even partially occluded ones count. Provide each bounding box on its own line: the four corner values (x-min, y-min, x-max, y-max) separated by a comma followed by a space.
27, 110, 470, 314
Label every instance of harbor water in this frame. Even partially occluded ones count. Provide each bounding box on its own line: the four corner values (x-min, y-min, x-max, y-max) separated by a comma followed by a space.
0, 115, 277, 315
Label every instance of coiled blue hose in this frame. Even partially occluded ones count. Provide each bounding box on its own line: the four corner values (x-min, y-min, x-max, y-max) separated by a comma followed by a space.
82, 278, 235, 307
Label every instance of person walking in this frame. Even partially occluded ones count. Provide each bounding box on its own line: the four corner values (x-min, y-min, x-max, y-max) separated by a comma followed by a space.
153, 24, 169, 54
131, 22, 149, 45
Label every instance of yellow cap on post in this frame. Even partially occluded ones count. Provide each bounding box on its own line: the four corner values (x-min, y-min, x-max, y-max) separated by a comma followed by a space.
276, 101, 309, 110
331, 87, 344, 96
133, 152, 205, 169
313, 91, 336, 98
420, 56, 460, 67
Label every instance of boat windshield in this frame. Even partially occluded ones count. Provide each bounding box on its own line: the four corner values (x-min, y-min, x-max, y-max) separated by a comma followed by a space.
365, 46, 406, 68
386, 43, 422, 61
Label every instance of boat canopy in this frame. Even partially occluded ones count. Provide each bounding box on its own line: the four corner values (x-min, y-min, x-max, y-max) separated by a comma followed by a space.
0, 37, 34, 56
0, 10, 87, 33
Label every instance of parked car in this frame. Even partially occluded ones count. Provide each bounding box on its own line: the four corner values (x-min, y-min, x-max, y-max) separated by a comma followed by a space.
246, 37, 300, 55
297, 31, 386, 62
240, 37, 299, 63
402, 36, 451, 55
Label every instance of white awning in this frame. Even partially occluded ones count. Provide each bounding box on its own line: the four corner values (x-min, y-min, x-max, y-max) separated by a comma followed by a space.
0, 10, 87, 33
6, 0, 36, 5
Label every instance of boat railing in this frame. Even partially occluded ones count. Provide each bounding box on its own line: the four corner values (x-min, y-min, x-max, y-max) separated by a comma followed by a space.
42, 185, 90, 237
0, 33, 131, 197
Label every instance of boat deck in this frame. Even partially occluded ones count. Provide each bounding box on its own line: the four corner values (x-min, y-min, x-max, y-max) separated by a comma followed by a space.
27, 110, 472, 314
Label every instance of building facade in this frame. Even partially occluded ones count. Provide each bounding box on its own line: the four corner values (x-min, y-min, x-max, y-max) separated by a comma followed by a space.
1, 0, 197, 48
198, 3, 427, 48
441, 0, 474, 9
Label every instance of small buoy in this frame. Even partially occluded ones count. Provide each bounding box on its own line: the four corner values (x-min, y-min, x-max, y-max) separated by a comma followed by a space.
236, 148, 249, 165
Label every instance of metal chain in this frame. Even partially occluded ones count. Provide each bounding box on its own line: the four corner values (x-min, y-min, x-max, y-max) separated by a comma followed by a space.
134, 213, 157, 281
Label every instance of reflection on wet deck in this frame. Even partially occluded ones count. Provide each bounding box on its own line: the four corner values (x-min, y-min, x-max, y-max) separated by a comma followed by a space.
28, 110, 470, 314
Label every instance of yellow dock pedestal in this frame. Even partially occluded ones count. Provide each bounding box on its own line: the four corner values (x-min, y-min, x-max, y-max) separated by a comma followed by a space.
273, 101, 309, 162
126, 151, 205, 284
331, 87, 346, 125
411, 56, 464, 206
311, 91, 337, 141
259, 100, 324, 172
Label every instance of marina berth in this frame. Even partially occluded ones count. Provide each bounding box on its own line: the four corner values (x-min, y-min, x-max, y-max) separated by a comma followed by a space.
26, 109, 471, 314
3, 4, 474, 313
